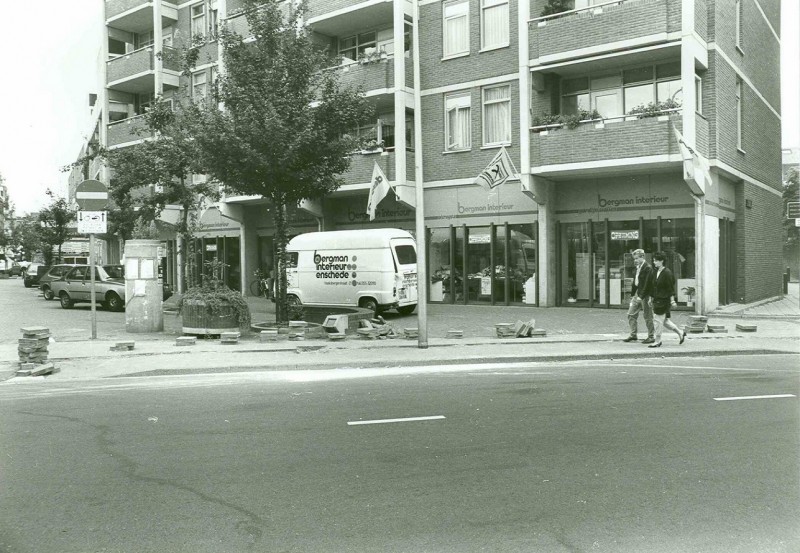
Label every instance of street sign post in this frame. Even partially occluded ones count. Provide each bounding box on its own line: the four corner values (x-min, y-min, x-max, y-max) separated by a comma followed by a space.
76, 180, 109, 340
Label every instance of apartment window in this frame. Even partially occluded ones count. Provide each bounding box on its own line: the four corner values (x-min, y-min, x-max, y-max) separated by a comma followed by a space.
481, 0, 509, 50
735, 0, 743, 51
695, 74, 703, 115
482, 85, 511, 146
208, 1, 219, 39
736, 77, 743, 150
445, 92, 472, 151
339, 32, 378, 63
134, 30, 154, 50
443, 0, 469, 58
191, 3, 206, 38
135, 92, 156, 115
108, 38, 126, 57
192, 70, 207, 100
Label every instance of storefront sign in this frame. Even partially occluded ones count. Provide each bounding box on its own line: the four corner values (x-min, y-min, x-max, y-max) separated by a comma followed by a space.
205, 244, 218, 252
610, 230, 639, 241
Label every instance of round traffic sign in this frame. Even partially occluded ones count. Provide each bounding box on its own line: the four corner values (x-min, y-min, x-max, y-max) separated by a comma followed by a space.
75, 179, 109, 211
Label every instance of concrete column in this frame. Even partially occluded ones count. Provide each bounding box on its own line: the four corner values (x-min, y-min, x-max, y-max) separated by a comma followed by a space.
534, 178, 556, 306
124, 239, 164, 332
154, 1, 163, 96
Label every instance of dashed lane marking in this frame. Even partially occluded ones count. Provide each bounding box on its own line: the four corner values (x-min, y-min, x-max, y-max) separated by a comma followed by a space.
713, 394, 796, 401
347, 415, 446, 426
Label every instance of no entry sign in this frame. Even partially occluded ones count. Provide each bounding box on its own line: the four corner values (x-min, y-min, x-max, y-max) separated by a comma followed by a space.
75, 179, 109, 211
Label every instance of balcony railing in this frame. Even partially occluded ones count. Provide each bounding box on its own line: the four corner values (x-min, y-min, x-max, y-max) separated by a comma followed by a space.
107, 47, 153, 84
530, 113, 677, 168
529, 0, 680, 61
107, 115, 150, 147
336, 56, 397, 92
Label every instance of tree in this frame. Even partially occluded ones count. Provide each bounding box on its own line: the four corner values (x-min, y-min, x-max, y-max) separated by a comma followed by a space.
38, 189, 75, 265
190, 0, 371, 323
784, 167, 799, 257
10, 216, 44, 262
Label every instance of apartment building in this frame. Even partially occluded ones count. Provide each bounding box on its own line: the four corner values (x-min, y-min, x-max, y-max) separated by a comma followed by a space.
91, 0, 783, 311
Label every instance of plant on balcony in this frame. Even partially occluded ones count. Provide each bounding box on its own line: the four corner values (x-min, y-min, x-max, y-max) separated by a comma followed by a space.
541, 0, 573, 17
358, 49, 387, 65
532, 109, 601, 131
361, 138, 385, 152
626, 98, 681, 118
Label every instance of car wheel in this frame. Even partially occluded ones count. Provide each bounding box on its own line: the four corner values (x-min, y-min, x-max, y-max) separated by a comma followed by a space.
397, 304, 416, 316
359, 297, 379, 317
59, 292, 74, 309
106, 292, 124, 312
43, 286, 54, 300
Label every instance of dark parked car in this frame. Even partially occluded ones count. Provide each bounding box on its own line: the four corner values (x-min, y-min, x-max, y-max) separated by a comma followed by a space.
103, 264, 173, 300
39, 264, 79, 300
23, 264, 49, 288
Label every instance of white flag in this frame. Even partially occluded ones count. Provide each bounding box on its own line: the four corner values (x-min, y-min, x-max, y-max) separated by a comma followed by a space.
366, 161, 391, 221
673, 126, 712, 189
474, 146, 519, 189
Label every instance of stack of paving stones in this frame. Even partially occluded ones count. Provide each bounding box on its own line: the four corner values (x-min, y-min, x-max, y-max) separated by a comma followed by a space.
706, 323, 728, 333
446, 329, 464, 339
288, 321, 306, 341
735, 323, 758, 332
220, 331, 240, 344
17, 326, 57, 377
684, 315, 708, 334
496, 320, 544, 338
110, 340, 135, 351
260, 329, 279, 343
176, 336, 197, 346
495, 323, 516, 338
403, 328, 419, 340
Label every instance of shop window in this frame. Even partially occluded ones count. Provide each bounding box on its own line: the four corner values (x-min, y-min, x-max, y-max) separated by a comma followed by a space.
660, 218, 695, 305
507, 224, 537, 304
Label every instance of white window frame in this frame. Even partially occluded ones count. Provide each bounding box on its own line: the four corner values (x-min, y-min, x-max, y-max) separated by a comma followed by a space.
192, 70, 207, 101
191, 3, 206, 38
694, 74, 702, 115
482, 84, 511, 146
443, 0, 470, 59
736, 78, 743, 150
735, 0, 743, 53
445, 92, 472, 152
480, 0, 509, 51
208, 2, 219, 40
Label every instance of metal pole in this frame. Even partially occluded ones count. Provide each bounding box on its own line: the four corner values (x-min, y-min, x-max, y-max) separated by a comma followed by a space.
412, 0, 427, 348
90, 233, 97, 339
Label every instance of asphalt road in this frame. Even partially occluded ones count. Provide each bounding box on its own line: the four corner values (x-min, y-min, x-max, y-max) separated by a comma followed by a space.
1, 354, 798, 553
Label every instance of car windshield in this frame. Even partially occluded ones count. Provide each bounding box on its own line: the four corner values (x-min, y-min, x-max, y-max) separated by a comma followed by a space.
96, 266, 111, 280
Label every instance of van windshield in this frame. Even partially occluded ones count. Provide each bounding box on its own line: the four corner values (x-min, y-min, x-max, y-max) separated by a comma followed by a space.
394, 245, 416, 265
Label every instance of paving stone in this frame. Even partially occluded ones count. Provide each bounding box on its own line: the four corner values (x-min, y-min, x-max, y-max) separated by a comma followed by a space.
176, 336, 197, 346
735, 323, 758, 332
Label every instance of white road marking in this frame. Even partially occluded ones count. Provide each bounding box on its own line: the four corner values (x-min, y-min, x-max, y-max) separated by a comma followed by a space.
347, 415, 445, 426
713, 394, 796, 401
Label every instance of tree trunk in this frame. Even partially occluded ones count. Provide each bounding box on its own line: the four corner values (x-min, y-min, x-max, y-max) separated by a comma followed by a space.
273, 194, 289, 325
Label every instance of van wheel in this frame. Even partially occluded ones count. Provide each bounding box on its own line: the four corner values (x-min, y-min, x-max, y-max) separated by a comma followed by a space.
359, 297, 379, 317
397, 304, 416, 316
59, 292, 74, 309
43, 286, 54, 300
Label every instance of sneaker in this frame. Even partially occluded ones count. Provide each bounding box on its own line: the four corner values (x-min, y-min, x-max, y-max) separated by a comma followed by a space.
641, 337, 655, 344
622, 335, 638, 343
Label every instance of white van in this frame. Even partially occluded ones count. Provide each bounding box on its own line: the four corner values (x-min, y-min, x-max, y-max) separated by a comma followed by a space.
286, 228, 418, 315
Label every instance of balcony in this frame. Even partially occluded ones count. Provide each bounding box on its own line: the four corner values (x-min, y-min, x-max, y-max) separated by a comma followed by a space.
337, 55, 411, 93
107, 46, 180, 94
529, 0, 681, 64
107, 115, 151, 147
530, 114, 679, 175
106, 0, 178, 32
338, 149, 418, 188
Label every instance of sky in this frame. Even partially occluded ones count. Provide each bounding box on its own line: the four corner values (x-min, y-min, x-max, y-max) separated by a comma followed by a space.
0, 1, 798, 217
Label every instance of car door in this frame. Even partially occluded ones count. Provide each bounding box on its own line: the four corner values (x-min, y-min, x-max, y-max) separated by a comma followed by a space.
68, 266, 90, 301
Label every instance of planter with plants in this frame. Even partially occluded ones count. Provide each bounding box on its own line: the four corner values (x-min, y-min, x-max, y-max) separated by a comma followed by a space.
566, 279, 579, 303
179, 259, 251, 336
532, 109, 602, 132
681, 285, 696, 307
625, 98, 681, 119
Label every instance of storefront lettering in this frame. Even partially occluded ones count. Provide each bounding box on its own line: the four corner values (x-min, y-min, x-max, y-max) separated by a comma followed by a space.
597, 194, 669, 208
347, 206, 412, 223
457, 201, 515, 214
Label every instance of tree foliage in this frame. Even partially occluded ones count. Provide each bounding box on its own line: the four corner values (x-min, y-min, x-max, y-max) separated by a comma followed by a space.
10, 217, 43, 262
189, 0, 372, 323
38, 189, 75, 265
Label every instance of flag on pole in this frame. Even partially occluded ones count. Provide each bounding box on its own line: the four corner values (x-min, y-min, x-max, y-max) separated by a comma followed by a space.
474, 146, 519, 189
366, 161, 391, 221
673, 126, 713, 189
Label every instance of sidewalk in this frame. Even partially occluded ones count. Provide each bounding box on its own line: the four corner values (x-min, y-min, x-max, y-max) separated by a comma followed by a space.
2, 289, 798, 383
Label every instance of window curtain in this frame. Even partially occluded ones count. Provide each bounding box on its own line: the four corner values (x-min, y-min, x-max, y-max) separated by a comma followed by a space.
447, 106, 471, 149
482, 1, 508, 49
444, 2, 469, 56
484, 86, 510, 144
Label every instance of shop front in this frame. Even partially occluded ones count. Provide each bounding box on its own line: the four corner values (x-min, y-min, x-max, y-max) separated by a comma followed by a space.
423, 183, 539, 306
554, 173, 734, 309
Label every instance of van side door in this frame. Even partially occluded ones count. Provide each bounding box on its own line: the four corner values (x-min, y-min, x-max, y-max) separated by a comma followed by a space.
390, 239, 418, 304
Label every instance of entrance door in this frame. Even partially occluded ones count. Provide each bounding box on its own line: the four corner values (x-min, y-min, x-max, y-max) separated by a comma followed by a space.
466, 226, 491, 303
560, 222, 592, 304
605, 221, 640, 306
